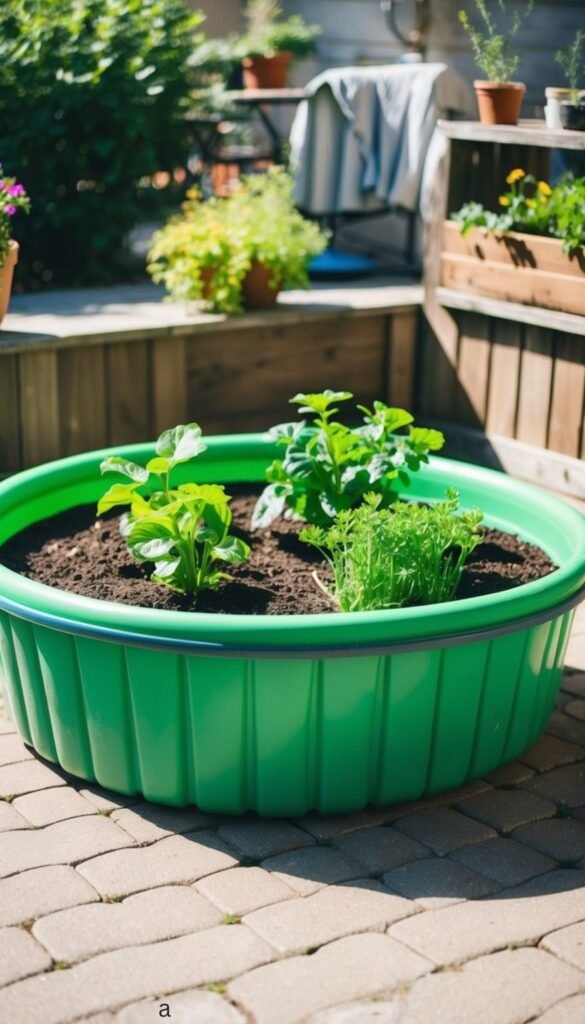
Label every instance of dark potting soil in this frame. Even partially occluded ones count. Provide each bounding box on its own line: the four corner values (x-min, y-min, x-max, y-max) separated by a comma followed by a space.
0, 486, 556, 615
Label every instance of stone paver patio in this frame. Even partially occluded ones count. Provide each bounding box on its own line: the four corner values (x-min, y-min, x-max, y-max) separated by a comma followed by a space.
0, 603, 584, 1024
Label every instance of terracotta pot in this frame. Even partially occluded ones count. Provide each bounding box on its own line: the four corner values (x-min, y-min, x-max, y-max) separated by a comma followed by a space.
242, 261, 280, 308
242, 52, 292, 90
0, 241, 18, 325
474, 81, 526, 125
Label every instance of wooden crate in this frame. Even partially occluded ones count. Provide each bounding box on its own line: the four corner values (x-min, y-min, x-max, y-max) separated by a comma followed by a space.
441, 221, 585, 318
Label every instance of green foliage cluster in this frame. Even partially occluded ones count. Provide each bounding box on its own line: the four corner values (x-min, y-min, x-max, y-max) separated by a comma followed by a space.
458, 0, 533, 84
301, 491, 484, 612
453, 170, 585, 254
234, 0, 321, 59
98, 424, 249, 597
148, 168, 329, 314
253, 391, 445, 529
556, 31, 585, 104
0, 0, 202, 289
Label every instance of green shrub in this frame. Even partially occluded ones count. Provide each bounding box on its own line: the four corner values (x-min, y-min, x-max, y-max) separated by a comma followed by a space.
234, 0, 321, 59
148, 168, 329, 313
0, 0, 202, 289
301, 491, 484, 612
459, 0, 533, 84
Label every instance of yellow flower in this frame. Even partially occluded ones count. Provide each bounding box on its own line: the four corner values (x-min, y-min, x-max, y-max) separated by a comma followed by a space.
526, 199, 536, 209
506, 168, 526, 185
499, 195, 511, 207
538, 180, 553, 196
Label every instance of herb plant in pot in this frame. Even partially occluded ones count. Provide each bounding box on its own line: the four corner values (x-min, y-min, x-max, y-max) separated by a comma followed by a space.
0, 394, 584, 816
459, 0, 533, 126
148, 167, 329, 313
235, 0, 321, 90
0, 168, 29, 325
556, 31, 585, 132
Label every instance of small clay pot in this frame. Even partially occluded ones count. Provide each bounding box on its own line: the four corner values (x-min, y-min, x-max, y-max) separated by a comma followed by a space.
242, 52, 292, 90
0, 241, 19, 325
560, 102, 585, 132
474, 81, 526, 126
242, 261, 280, 309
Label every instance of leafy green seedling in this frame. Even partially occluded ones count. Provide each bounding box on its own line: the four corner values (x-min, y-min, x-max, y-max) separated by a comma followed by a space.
301, 490, 483, 612
98, 423, 249, 597
252, 390, 444, 529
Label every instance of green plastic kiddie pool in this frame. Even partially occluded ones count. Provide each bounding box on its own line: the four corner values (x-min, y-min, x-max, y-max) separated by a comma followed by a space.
0, 435, 583, 815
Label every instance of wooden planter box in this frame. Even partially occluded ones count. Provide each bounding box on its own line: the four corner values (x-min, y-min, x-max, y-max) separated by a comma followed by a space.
441, 221, 585, 317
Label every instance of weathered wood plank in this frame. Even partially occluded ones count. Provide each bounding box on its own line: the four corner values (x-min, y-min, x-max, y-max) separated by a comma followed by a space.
19, 351, 60, 467
387, 312, 417, 409
548, 334, 585, 457
58, 346, 107, 457
185, 315, 387, 433
485, 320, 522, 437
441, 254, 585, 318
516, 326, 554, 448
437, 287, 585, 338
0, 355, 21, 473
438, 120, 585, 151
455, 312, 491, 427
442, 222, 585, 280
423, 416, 585, 500
151, 336, 188, 435
106, 341, 151, 446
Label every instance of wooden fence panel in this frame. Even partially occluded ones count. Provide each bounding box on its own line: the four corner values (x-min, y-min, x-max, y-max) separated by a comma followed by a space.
58, 346, 107, 457
0, 355, 21, 473
19, 351, 60, 467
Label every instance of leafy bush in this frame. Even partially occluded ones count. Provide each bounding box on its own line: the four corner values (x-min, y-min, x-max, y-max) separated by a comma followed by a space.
0, 0, 202, 289
253, 390, 444, 529
459, 0, 533, 84
0, 169, 30, 270
301, 491, 483, 612
234, 0, 321, 59
98, 424, 249, 597
148, 168, 329, 313
453, 169, 585, 254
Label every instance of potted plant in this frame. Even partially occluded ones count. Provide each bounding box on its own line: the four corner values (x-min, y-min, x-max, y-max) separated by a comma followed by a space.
443, 169, 585, 315
0, 395, 583, 816
459, 0, 533, 125
0, 168, 29, 325
556, 31, 585, 132
147, 167, 329, 313
234, 0, 321, 90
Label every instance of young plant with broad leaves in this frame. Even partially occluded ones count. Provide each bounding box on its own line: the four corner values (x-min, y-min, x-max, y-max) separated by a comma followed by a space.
300, 490, 484, 612
252, 390, 444, 529
97, 424, 249, 597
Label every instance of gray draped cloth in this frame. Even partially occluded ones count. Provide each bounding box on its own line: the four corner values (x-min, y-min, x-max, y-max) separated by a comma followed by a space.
289, 63, 473, 217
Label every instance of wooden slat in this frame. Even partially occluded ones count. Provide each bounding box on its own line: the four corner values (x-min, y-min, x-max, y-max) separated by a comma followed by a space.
442, 222, 585, 280
548, 334, 585, 457
441, 254, 585, 317
19, 351, 60, 467
0, 355, 21, 473
185, 315, 387, 433
58, 347, 106, 457
438, 120, 585, 151
151, 336, 188, 435
437, 286, 585, 338
455, 312, 491, 427
106, 341, 150, 445
516, 326, 554, 447
387, 312, 417, 408
485, 320, 522, 437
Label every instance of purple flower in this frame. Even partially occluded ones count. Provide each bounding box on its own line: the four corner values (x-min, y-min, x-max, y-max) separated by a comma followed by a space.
7, 184, 24, 197
5, 204, 16, 215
